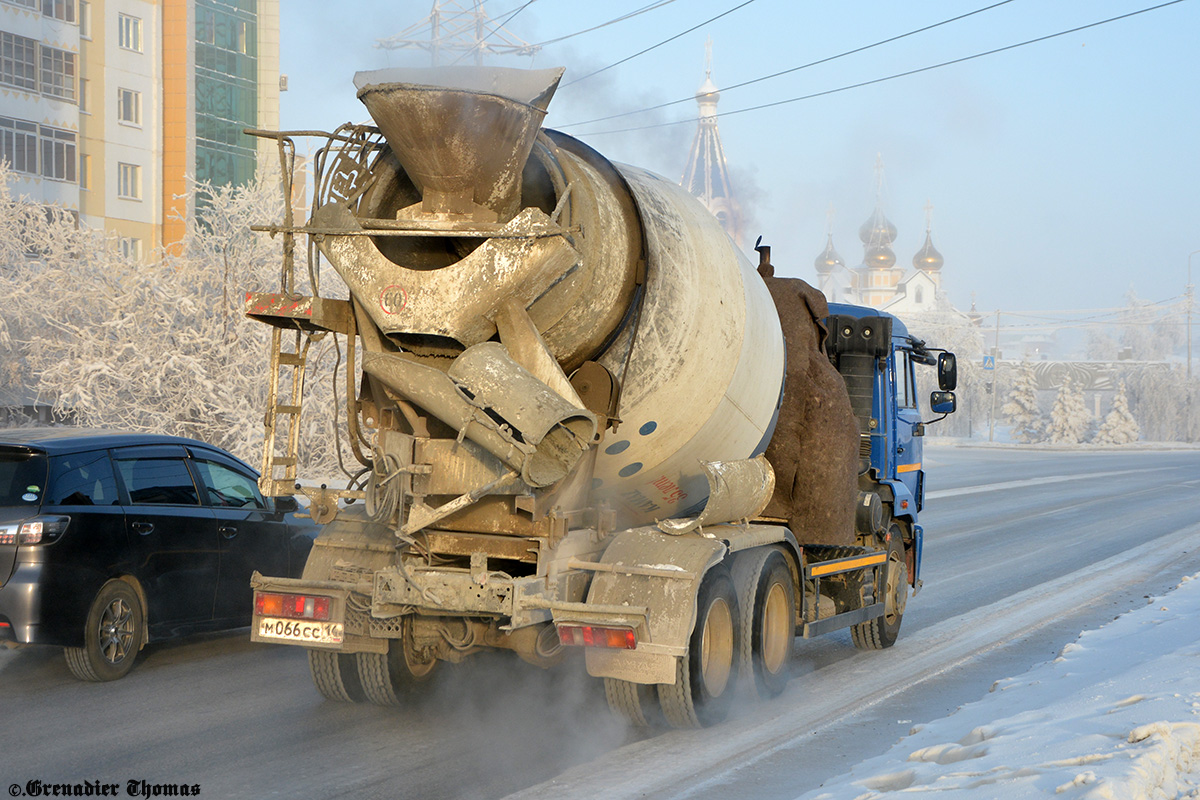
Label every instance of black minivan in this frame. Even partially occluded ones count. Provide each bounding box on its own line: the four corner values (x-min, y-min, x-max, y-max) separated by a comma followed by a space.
0, 429, 317, 681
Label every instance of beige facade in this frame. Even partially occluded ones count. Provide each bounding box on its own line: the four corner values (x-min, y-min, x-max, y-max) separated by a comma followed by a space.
1, 0, 279, 257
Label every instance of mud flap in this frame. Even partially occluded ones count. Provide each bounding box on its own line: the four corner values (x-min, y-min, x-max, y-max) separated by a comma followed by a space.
582, 526, 726, 685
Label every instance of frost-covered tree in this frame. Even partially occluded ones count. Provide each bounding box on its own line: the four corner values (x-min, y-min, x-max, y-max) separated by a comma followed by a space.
902, 307, 986, 439
1119, 364, 1199, 443
1046, 375, 1091, 444
1001, 361, 1044, 443
1085, 328, 1120, 360
1094, 382, 1140, 445
0, 161, 351, 479
1118, 289, 1183, 362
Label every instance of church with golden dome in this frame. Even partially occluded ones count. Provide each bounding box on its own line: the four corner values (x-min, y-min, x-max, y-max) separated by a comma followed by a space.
816, 156, 946, 315
681, 41, 745, 247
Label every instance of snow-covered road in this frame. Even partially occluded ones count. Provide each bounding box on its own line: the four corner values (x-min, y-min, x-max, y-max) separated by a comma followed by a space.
509, 444, 1200, 800
2, 445, 1198, 800
800, 571, 1200, 798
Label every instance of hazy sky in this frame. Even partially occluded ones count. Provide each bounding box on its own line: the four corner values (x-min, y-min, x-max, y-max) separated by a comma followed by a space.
278, 0, 1199, 317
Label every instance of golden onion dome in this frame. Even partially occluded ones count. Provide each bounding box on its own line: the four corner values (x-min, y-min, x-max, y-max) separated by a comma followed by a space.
695, 75, 720, 115
865, 244, 896, 269
913, 231, 944, 271
858, 206, 897, 246
814, 234, 844, 274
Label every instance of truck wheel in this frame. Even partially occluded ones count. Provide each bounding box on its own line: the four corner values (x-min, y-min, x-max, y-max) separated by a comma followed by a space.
64, 579, 143, 682
357, 621, 439, 706
658, 566, 740, 728
851, 528, 908, 650
732, 548, 795, 698
308, 649, 367, 702
604, 678, 664, 729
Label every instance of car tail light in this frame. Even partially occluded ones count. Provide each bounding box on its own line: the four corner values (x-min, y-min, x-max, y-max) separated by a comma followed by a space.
255, 591, 332, 621
556, 623, 637, 649
0, 516, 70, 545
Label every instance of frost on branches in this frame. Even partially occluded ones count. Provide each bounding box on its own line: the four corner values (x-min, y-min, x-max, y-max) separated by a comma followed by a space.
0, 162, 350, 478
903, 309, 986, 439
1046, 375, 1092, 445
1001, 361, 1044, 443
1094, 382, 1140, 445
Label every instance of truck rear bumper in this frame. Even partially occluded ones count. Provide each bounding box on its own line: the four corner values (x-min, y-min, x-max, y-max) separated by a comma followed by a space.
249, 573, 387, 653
248, 566, 571, 653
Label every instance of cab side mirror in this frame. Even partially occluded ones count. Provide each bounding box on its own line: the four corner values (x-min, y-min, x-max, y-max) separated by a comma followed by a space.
938, 352, 957, 391
273, 495, 299, 514
930, 391, 957, 415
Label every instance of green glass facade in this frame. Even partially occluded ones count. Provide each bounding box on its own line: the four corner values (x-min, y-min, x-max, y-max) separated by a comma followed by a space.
195, 0, 258, 188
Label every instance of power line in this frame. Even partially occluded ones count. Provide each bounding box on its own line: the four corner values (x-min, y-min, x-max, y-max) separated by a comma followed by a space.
563, 0, 1015, 127
561, 0, 758, 88
532, 0, 680, 49
568, 0, 1190, 135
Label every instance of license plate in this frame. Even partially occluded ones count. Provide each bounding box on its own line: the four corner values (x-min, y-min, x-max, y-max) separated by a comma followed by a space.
256, 617, 344, 645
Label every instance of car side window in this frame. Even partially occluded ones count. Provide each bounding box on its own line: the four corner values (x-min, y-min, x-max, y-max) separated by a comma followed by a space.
193, 460, 265, 509
47, 451, 120, 506
117, 457, 200, 506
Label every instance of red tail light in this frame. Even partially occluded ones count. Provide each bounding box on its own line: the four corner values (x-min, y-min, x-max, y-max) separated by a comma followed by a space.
556, 623, 637, 649
255, 592, 331, 621
0, 516, 70, 545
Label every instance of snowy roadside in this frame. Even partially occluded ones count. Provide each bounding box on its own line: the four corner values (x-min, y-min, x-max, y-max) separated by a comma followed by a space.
798, 574, 1200, 799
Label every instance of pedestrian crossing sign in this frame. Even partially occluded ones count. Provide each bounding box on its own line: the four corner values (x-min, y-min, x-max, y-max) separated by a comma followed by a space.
982, 355, 995, 370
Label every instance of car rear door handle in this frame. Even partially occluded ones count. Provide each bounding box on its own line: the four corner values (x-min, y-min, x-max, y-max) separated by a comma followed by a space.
132, 522, 154, 535
219, 525, 237, 539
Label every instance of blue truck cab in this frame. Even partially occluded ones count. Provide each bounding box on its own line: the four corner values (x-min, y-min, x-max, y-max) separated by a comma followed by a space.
825, 303, 957, 590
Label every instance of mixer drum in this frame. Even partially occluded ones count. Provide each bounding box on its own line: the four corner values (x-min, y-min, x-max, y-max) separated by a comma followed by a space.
319, 66, 786, 528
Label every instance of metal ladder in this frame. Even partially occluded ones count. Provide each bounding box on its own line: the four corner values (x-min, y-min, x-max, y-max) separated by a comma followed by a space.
259, 326, 311, 497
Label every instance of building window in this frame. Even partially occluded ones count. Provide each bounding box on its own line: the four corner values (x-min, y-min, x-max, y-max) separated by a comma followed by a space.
915, 286, 924, 304
0, 115, 38, 175
79, 152, 89, 189
196, 7, 215, 44
117, 88, 141, 125
2, 0, 37, 9
79, 1, 91, 38
39, 125, 76, 182
39, 45, 76, 102
78, 76, 88, 111
117, 162, 141, 199
118, 14, 142, 52
119, 237, 142, 260
0, 31, 38, 92
41, 0, 76, 23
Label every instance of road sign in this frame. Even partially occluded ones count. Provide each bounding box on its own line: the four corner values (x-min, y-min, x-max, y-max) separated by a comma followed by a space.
982, 355, 995, 370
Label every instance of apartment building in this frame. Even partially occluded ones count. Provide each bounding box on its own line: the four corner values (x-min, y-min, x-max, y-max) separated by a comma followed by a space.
0, 0, 279, 256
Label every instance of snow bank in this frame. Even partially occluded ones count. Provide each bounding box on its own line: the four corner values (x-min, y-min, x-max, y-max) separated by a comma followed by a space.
801, 575, 1200, 799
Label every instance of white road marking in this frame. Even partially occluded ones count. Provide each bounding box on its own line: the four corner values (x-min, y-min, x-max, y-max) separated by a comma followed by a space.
926, 469, 1157, 500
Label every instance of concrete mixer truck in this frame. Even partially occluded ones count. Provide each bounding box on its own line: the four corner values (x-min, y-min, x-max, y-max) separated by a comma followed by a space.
244, 66, 958, 729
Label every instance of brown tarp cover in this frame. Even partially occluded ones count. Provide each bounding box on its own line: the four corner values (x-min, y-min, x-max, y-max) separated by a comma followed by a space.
758, 270, 859, 547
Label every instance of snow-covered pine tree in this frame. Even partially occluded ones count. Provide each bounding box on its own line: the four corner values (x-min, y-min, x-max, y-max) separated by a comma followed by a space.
1046, 375, 1091, 444
1001, 361, 1044, 442
1094, 382, 1140, 445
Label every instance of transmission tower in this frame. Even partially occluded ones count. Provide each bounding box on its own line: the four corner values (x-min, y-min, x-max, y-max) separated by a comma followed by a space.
377, 1, 539, 67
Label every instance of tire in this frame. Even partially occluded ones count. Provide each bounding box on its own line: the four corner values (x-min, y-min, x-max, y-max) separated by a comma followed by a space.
64, 580, 144, 682
604, 678, 664, 729
308, 649, 367, 702
357, 619, 439, 706
732, 548, 795, 698
851, 526, 908, 650
658, 566, 740, 729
